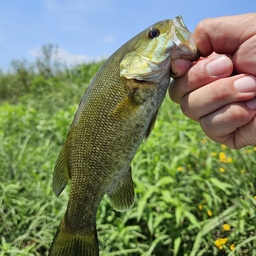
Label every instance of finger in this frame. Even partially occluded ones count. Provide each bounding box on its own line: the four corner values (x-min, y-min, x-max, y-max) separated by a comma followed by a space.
181, 75, 256, 121
194, 13, 256, 56
199, 102, 256, 149
169, 54, 233, 103
233, 35, 256, 76
246, 97, 256, 110
235, 116, 256, 148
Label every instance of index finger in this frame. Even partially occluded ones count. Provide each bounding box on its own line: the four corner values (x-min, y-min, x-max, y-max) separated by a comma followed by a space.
169, 54, 233, 103
194, 13, 256, 56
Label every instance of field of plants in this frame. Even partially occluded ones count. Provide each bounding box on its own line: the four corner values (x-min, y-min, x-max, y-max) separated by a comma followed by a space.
0, 45, 256, 255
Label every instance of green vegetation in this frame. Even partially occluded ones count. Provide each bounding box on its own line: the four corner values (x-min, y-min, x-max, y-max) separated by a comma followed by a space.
1, 45, 255, 255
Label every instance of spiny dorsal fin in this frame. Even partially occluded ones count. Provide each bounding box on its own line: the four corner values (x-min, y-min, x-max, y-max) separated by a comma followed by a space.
107, 167, 134, 212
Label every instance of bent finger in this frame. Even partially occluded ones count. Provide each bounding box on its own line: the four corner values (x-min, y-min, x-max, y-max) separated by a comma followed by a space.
199, 102, 256, 148
194, 13, 256, 56
170, 59, 193, 78
169, 54, 233, 103
181, 75, 256, 121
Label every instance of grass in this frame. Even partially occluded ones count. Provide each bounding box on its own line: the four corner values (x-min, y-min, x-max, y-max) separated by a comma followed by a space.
0, 46, 255, 255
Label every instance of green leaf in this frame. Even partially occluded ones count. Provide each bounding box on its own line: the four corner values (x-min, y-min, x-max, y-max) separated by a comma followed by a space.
173, 236, 181, 256
209, 177, 233, 194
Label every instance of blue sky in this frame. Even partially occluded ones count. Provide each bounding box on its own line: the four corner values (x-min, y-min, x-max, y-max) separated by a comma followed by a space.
0, 0, 255, 69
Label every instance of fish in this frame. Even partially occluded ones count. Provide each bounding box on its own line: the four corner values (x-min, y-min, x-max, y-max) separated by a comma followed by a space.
49, 16, 198, 256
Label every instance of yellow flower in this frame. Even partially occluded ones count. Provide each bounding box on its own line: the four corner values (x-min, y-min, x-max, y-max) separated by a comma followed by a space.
177, 166, 183, 172
198, 204, 203, 210
221, 144, 227, 150
201, 138, 207, 143
254, 195, 256, 200
227, 157, 233, 163
211, 152, 217, 157
240, 169, 245, 174
214, 239, 221, 247
254, 147, 256, 151
214, 238, 228, 249
222, 223, 231, 231
230, 244, 235, 250
219, 167, 225, 173
207, 210, 213, 217
219, 152, 227, 163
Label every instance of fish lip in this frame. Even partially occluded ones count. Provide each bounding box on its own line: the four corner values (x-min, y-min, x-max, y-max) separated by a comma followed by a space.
175, 51, 200, 61
167, 35, 200, 74
168, 46, 200, 69
166, 32, 200, 62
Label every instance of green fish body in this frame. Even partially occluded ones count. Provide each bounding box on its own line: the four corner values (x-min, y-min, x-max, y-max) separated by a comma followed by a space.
49, 16, 198, 256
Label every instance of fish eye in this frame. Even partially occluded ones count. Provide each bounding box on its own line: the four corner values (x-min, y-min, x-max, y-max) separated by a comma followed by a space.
148, 28, 160, 39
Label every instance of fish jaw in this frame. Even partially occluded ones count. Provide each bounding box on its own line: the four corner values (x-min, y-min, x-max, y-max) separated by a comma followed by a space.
167, 15, 199, 61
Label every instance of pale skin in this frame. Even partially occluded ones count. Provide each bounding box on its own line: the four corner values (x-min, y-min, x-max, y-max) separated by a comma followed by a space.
169, 13, 256, 149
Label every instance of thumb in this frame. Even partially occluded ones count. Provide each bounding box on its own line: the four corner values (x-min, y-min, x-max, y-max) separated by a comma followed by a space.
170, 59, 193, 78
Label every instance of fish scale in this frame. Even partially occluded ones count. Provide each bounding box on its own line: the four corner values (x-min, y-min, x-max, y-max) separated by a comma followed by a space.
49, 16, 199, 256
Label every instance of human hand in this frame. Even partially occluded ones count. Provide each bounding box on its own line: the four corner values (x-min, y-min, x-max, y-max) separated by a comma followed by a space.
169, 13, 256, 149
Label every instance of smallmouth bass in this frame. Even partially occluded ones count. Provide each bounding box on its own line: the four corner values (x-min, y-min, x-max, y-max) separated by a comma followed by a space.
49, 16, 198, 256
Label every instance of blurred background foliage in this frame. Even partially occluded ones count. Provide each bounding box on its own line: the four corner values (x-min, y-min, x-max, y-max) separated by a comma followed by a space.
0, 45, 255, 256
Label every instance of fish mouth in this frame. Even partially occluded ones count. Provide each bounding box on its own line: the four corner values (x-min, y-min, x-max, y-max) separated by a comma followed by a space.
171, 35, 200, 61
169, 35, 200, 75
172, 51, 199, 61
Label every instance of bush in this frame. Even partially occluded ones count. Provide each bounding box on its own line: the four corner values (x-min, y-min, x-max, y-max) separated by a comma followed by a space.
0, 54, 255, 255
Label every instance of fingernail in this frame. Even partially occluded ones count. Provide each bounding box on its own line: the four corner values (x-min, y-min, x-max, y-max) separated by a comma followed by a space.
246, 97, 256, 110
206, 56, 231, 76
234, 76, 256, 92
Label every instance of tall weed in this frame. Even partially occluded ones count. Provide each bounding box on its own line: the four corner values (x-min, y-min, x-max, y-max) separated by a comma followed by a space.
0, 58, 255, 255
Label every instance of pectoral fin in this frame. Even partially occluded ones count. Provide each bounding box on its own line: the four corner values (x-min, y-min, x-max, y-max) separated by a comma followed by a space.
52, 141, 70, 196
111, 92, 140, 118
107, 167, 134, 212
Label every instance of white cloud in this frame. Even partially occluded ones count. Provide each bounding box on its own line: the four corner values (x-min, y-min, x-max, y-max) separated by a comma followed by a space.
44, 0, 113, 14
101, 36, 116, 43
29, 47, 107, 66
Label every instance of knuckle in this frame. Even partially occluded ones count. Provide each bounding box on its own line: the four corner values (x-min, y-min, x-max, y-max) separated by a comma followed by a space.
180, 97, 189, 116
209, 80, 234, 102
168, 81, 180, 103
180, 95, 197, 121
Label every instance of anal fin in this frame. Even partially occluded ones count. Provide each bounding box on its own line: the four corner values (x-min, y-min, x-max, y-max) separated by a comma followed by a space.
107, 167, 135, 212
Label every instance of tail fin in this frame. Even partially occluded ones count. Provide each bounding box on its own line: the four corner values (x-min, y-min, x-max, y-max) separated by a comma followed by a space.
49, 224, 99, 256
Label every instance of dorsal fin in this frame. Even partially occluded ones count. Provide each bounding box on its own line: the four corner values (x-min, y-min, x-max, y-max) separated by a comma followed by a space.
52, 140, 70, 196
